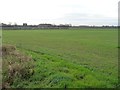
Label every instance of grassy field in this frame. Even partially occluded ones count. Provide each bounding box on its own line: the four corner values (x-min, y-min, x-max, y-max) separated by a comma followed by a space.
2, 28, 118, 88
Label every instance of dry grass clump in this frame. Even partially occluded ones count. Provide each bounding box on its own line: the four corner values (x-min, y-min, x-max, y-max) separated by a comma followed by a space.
2, 45, 16, 56
2, 45, 34, 88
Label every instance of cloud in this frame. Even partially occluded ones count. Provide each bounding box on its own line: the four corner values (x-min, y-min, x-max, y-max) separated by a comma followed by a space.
54, 13, 117, 26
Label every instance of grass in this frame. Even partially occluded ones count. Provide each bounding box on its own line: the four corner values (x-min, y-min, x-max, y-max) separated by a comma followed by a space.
2, 28, 118, 88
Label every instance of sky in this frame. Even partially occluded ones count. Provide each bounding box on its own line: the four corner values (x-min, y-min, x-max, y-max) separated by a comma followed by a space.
0, 0, 119, 26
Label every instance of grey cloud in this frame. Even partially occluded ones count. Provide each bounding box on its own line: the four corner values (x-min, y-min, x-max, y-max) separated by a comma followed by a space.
56, 13, 117, 26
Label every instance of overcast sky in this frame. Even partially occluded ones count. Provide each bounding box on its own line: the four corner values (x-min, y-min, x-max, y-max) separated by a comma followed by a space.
0, 0, 119, 26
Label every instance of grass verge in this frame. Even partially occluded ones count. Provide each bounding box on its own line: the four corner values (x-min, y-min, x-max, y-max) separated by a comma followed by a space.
2, 45, 34, 88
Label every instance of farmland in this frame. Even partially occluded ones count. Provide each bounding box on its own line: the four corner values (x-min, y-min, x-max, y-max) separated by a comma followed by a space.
2, 28, 118, 88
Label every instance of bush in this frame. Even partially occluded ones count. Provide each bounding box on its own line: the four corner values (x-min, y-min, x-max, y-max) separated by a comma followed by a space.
2, 45, 34, 88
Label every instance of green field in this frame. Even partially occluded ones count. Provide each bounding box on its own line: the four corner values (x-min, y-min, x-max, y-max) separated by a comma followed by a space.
2, 28, 118, 88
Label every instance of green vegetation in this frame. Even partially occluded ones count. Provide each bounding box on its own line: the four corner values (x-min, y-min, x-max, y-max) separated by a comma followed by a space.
2, 28, 118, 88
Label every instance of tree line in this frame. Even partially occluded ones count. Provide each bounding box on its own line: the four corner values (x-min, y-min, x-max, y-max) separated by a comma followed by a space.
0, 23, 118, 30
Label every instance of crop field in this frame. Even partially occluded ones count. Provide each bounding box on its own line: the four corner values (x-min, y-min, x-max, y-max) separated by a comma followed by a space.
2, 28, 118, 88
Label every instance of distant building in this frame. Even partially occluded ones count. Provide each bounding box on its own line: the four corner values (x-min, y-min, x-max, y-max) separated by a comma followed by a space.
38, 24, 53, 28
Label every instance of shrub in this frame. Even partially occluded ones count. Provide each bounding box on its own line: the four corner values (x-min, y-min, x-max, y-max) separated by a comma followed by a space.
2, 45, 34, 88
